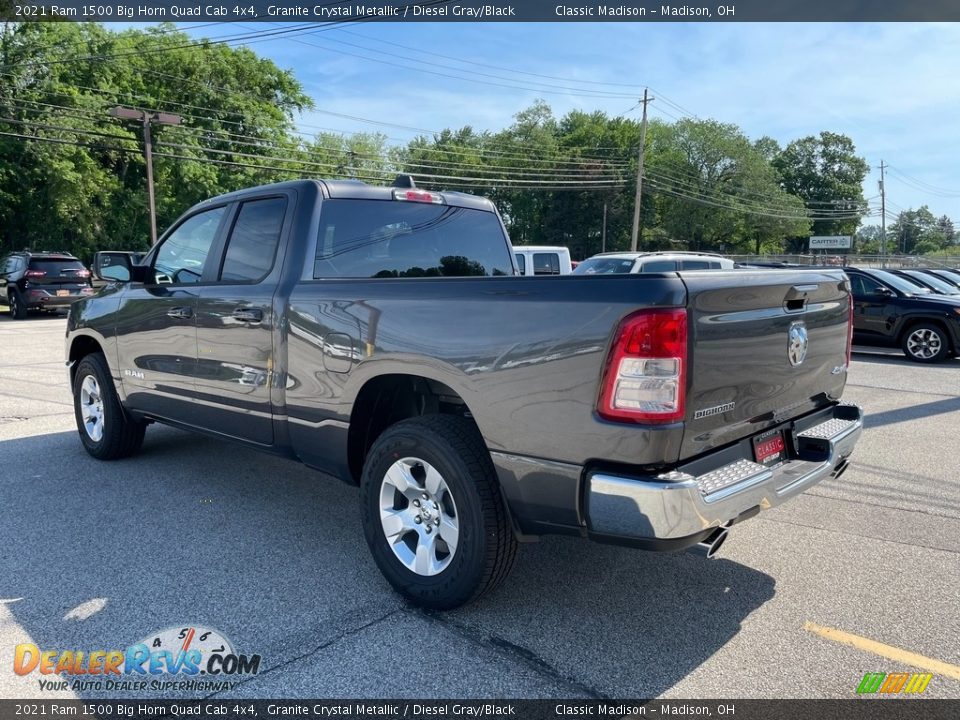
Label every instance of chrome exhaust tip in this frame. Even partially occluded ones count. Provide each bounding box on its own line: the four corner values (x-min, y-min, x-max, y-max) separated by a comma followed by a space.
831, 458, 850, 479
687, 526, 728, 559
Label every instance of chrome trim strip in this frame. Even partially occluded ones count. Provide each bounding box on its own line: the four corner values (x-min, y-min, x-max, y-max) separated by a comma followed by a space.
287, 416, 349, 429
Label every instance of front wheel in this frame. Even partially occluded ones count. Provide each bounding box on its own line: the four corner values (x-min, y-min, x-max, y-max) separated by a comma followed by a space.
73, 353, 146, 459
360, 415, 517, 609
901, 323, 950, 363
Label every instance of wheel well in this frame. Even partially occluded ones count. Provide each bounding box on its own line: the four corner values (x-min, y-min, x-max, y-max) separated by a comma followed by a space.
347, 374, 476, 484
68, 336, 104, 386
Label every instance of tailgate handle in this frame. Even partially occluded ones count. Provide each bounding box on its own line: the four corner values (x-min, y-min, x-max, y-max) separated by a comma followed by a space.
785, 284, 816, 313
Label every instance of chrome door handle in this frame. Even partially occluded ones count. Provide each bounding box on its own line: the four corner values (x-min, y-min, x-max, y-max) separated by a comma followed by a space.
166, 307, 193, 319
232, 308, 263, 322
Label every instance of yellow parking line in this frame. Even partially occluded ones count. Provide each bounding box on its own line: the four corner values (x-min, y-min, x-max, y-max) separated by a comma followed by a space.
804, 621, 960, 680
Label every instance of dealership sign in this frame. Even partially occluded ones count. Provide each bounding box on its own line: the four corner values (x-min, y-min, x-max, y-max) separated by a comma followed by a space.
809, 236, 852, 250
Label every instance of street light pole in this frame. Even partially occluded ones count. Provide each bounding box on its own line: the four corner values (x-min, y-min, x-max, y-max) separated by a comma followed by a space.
110, 106, 182, 245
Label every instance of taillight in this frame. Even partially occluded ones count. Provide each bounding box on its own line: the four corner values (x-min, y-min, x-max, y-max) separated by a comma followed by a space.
77, 269, 91, 278
597, 308, 688, 424
25, 270, 46, 278
845, 291, 854, 368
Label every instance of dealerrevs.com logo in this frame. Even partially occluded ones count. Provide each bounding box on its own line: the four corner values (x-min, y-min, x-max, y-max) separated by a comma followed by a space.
14, 625, 261, 693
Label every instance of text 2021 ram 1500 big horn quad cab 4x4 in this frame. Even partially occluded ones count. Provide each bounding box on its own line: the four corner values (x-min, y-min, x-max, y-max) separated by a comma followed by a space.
66, 178, 863, 609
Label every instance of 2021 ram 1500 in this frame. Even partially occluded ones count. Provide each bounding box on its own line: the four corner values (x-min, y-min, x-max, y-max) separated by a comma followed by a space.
66, 178, 863, 609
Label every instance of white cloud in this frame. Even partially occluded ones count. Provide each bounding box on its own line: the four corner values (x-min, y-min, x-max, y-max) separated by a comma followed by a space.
213, 21, 960, 220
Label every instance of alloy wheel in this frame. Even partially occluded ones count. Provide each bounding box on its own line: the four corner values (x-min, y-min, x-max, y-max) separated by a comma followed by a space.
378, 457, 460, 576
79, 375, 105, 442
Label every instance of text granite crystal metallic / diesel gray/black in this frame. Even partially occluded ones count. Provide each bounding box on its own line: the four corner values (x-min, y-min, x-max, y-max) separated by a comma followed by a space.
64, 177, 862, 609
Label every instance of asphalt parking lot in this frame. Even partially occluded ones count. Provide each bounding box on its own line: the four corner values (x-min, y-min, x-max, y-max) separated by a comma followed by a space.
1, 314, 958, 700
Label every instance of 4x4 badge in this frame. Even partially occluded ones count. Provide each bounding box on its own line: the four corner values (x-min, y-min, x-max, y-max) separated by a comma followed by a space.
788, 321, 808, 367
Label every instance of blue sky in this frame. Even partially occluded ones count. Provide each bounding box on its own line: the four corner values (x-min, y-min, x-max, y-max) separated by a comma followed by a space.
169, 21, 960, 227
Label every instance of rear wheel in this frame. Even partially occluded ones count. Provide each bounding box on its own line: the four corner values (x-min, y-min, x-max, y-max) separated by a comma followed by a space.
360, 415, 517, 609
901, 323, 949, 363
73, 353, 146, 459
9, 290, 27, 320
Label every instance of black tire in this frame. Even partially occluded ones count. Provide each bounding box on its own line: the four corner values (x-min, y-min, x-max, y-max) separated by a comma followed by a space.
73, 353, 146, 459
9, 290, 27, 320
901, 323, 950, 363
360, 415, 518, 610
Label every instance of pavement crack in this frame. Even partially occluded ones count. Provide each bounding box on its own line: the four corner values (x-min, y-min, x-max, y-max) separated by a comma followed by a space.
755, 516, 960, 555
203, 607, 402, 699
805, 489, 960, 520
414, 608, 607, 699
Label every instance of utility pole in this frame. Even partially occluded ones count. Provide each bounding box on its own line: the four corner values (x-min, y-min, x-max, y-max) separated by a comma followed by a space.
630, 88, 654, 252
110, 106, 182, 245
601, 202, 607, 253
879, 160, 887, 267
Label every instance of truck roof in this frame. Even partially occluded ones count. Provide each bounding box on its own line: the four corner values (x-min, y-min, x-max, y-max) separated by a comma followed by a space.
197, 179, 497, 213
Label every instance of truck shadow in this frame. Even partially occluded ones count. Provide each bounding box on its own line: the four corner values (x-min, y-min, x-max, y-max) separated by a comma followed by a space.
444, 533, 775, 698
1, 426, 774, 700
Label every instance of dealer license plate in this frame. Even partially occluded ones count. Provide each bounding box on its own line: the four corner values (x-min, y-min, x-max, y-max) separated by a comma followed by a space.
56, 290, 69, 297
752, 429, 787, 466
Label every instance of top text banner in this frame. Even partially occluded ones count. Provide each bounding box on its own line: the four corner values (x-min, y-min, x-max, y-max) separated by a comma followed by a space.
6, 0, 960, 22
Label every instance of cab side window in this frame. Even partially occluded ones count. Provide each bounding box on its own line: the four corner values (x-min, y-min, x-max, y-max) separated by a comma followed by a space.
533, 253, 560, 275
218, 197, 287, 283
515, 253, 526, 275
640, 260, 677, 272
152, 206, 227, 285
850, 275, 883, 298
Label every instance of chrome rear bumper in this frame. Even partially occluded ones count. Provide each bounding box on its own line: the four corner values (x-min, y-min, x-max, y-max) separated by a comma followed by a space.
585, 403, 863, 543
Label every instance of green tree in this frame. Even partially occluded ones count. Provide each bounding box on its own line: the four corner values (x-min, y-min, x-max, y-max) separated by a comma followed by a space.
854, 224, 883, 254
773, 132, 869, 249
645, 119, 809, 253
889, 206, 936, 254
936, 215, 956, 245
0, 22, 312, 258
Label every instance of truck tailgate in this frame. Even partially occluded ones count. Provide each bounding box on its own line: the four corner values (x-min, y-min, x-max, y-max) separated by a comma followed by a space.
679, 268, 850, 460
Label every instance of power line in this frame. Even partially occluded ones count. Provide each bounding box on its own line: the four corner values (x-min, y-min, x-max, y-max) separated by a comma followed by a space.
3, 93, 628, 174
645, 179, 871, 221
267, 29, 641, 101
0, 118, 626, 190
0, 2, 455, 71
886, 165, 960, 198
2, 98, 630, 181
643, 167, 866, 218
333, 27, 648, 89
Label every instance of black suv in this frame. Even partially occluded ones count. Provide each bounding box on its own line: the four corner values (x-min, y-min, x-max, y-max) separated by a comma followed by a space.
0, 251, 94, 319
845, 267, 960, 363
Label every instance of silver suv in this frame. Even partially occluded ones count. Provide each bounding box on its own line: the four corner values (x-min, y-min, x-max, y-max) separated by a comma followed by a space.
572, 251, 735, 274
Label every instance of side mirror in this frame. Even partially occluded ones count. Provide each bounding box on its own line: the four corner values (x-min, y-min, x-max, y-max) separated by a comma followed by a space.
93, 251, 146, 283
875, 286, 895, 297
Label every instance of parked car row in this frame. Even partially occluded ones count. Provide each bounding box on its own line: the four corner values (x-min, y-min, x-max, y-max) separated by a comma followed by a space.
513, 247, 960, 365
844, 266, 960, 363
6, 242, 960, 366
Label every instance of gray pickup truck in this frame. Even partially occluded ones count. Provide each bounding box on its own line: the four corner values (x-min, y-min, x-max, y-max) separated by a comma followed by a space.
66, 178, 863, 608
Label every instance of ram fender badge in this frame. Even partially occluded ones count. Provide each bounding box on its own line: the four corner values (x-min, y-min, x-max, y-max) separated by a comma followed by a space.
788, 321, 808, 367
